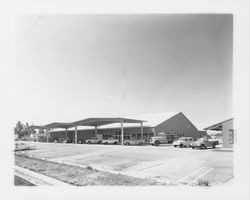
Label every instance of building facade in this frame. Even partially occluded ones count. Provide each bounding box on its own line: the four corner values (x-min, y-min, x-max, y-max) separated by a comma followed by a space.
204, 118, 234, 149
48, 112, 205, 144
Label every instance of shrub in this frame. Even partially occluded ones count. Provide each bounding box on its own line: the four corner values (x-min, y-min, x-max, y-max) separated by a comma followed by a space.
197, 179, 210, 187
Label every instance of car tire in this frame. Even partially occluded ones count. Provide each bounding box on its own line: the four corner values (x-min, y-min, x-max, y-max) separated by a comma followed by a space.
87, 141, 91, 144
125, 142, 129, 146
104, 142, 108, 145
179, 143, 183, 148
192, 146, 195, 149
154, 141, 160, 146
174, 145, 177, 147
114, 142, 118, 145
138, 142, 143, 146
200, 144, 205, 149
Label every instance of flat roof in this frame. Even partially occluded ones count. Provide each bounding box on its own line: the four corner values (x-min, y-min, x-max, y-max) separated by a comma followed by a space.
31, 117, 146, 130
73, 117, 146, 127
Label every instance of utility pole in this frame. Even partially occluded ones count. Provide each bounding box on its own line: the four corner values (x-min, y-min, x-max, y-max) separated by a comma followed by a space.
122, 66, 126, 117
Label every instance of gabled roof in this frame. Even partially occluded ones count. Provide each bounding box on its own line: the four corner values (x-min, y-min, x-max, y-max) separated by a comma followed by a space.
97, 111, 179, 129
204, 118, 233, 131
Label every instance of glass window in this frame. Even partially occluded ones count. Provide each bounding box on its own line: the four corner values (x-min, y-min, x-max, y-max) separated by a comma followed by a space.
229, 129, 234, 144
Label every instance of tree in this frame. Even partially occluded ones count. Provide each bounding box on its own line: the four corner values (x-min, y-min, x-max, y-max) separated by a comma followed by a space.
14, 121, 35, 139
14, 121, 24, 138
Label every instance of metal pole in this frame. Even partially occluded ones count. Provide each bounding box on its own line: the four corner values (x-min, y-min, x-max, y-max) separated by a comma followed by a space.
65, 128, 68, 143
121, 120, 124, 145
75, 126, 77, 144
141, 122, 143, 140
95, 125, 98, 137
46, 129, 48, 143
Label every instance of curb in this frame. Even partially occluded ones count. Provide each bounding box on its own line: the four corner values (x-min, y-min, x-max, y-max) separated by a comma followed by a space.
14, 165, 71, 186
50, 159, 172, 185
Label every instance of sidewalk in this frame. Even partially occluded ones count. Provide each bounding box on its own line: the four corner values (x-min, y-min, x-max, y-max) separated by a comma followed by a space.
14, 165, 71, 186
212, 148, 233, 152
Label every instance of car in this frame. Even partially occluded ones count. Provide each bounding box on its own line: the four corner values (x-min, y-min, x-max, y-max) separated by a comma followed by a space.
191, 137, 219, 149
173, 137, 194, 148
102, 138, 119, 145
86, 137, 102, 144
15, 142, 36, 151
124, 139, 145, 146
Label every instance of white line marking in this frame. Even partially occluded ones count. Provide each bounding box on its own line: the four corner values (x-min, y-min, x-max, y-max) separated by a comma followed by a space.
187, 167, 213, 185
177, 167, 205, 183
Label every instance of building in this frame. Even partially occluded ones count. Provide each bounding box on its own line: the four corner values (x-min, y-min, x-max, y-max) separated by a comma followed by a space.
46, 112, 206, 144
204, 118, 234, 148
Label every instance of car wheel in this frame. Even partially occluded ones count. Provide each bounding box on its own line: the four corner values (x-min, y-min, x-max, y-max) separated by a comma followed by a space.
192, 146, 195, 149
212, 145, 216, 149
125, 142, 129, 145
114, 141, 118, 145
154, 141, 160, 146
200, 144, 205, 149
87, 141, 91, 144
174, 145, 177, 147
104, 142, 108, 145
138, 142, 143, 146
179, 143, 183, 148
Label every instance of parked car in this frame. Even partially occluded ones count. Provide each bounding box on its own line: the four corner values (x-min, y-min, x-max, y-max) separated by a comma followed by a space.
173, 137, 194, 148
102, 138, 118, 145
191, 138, 219, 149
86, 137, 102, 144
124, 139, 145, 146
15, 142, 36, 151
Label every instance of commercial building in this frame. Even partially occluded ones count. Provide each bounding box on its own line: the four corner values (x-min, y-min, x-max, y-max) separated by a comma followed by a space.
31, 111, 206, 144
204, 118, 234, 148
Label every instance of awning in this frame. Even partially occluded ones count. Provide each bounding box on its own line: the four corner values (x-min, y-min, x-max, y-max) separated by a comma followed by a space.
73, 117, 146, 127
30, 117, 146, 129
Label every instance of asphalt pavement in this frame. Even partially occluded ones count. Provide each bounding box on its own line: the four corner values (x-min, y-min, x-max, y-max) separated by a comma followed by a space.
17, 142, 233, 186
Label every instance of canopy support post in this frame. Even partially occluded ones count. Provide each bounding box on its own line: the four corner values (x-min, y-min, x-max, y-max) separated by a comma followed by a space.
121, 120, 124, 145
141, 122, 143, 140
75, 126, 78, 144
95, 125, 98, 137
65, 128, 68, 143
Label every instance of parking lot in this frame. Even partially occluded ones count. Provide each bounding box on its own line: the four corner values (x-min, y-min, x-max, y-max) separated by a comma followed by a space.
18, 142, 233, 186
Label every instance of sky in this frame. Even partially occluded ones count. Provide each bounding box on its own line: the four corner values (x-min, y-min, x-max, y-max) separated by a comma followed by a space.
12, 14, 233, 129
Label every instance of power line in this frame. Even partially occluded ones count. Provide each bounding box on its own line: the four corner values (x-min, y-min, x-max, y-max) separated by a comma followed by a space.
16, 14, 44, 46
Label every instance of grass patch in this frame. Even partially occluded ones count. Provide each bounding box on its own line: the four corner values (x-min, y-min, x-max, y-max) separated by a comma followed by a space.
15, 154, 167, 186
197, 179, 211, 187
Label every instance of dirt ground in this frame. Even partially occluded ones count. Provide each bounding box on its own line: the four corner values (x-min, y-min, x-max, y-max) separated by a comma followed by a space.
15, 155, 167, 186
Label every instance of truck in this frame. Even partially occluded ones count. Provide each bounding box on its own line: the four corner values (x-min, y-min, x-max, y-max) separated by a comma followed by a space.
86, 137, 102, 144
173, 137, 194, 148
124, 139, 145, 146
191, 137, 219, 149
102, 138, 119, 145
150, 132, 175, 146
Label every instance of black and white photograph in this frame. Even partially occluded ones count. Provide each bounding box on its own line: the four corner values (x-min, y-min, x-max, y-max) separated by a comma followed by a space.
12, 13, 234, 187
2, 1, 250, 199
